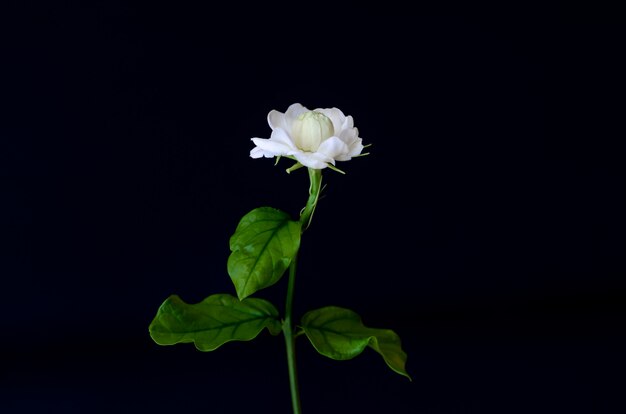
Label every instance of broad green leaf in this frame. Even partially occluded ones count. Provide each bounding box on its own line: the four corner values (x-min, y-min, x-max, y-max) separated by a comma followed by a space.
228, 207, 301, 299
149, 294, 281, 351
301, 306, 411, 380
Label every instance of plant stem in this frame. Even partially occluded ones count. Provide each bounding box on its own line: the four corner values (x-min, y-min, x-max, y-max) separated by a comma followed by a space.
283, 257, 301, 414
300, 168, 323, 231
283, 168, 323, 414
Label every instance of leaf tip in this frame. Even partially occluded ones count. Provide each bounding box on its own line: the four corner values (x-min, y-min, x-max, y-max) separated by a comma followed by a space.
400, 370, 413, 382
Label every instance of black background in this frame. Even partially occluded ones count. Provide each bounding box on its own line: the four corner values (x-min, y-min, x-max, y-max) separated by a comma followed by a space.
2, 3, 625, 413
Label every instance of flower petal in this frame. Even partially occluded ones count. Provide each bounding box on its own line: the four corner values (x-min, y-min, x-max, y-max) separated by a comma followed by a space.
251, 136, 293, 157
346, 138, 364, 159
283, 103, 309, 134
267, 110, 287, 131
342, 115, 354, 130
314, 107, 346, 136
338, 127, 359, 146
250, 146, 271, 159
293, 151, 331, 169
270, 128, 297, 149
334, 129, 363, 160
317, 136, 349, 160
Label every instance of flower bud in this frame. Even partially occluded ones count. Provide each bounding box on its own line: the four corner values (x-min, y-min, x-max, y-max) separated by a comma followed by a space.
291, 111, 334, 152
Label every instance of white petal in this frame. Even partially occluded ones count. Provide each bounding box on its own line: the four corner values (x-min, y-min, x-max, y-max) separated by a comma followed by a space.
314, 107, 346, 136
338, 127, 359, 146
251, 137, 292, 157
317, 136, 349, 160
267, 110, 286, 131
270, 128, 297, 149
347, 138, 364, 158
283, 103, 309, 134
293, 151, 331, 169
250, 146, 271, 158
334, 129, 363, 160
342, 115, 354, 130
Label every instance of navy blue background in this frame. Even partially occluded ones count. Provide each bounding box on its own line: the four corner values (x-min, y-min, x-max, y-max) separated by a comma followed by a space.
2, 4, 624, 413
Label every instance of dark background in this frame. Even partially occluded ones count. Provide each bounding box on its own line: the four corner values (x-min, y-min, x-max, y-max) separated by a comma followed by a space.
2, 3, 624, 413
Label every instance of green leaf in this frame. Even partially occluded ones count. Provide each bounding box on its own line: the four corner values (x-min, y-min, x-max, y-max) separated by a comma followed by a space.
301, 306, 411, 380
228, 207, 301, 299
149, 294, 282, 351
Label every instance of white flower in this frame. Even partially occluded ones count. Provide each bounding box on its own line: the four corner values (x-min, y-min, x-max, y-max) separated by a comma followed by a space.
250, 103, 365, 170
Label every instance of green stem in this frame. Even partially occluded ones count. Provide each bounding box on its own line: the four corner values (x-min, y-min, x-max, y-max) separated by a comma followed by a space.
283, 257, 301, 414
283, 167, 323, 414
300, 168, 322, 230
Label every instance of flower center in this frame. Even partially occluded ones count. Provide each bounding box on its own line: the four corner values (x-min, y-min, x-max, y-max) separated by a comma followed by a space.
291, 111, 334, 152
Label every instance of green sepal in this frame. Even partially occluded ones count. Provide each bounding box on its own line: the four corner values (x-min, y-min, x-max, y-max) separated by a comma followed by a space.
301, 306, 411, 380
149, 294, 282, 351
